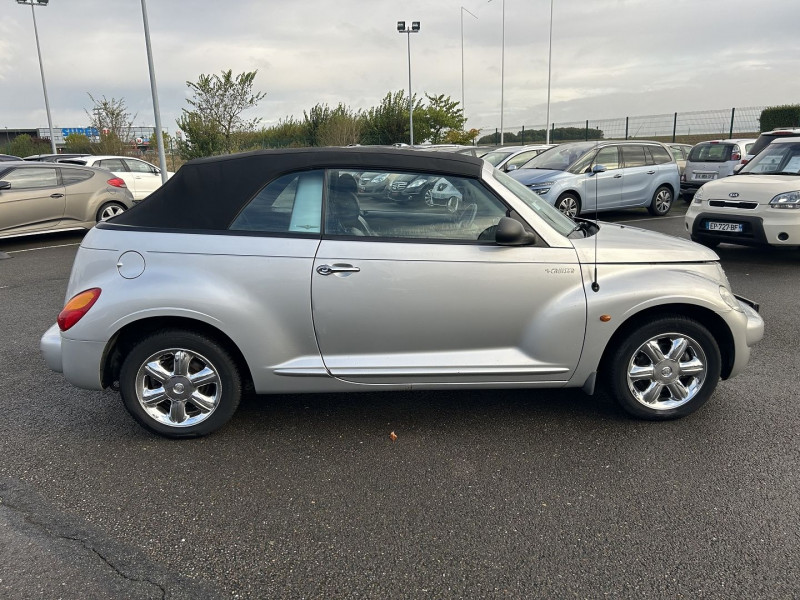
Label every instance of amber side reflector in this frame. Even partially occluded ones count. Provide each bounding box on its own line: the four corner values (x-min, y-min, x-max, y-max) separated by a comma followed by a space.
600, 315, 612, 322
57, 288, 101, 331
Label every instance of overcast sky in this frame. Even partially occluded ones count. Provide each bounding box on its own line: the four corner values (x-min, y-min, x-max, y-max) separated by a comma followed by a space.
2, 0, 799, 137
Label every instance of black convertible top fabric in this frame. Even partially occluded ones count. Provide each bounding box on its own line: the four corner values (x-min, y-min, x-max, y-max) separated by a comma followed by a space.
110, 147, 484, 230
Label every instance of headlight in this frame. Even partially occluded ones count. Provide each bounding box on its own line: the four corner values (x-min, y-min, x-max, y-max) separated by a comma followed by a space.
372, 174, 388, 183
407, 180, 424, 188
532, 187, 550, 194
530, 181, 554, 194
769, 190, 800, 209
719, 285, 743, 312
693, 187, 705, 204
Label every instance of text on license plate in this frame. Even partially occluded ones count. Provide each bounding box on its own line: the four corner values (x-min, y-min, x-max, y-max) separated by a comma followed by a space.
706, 222, 743, 232
695, 173, 716, 180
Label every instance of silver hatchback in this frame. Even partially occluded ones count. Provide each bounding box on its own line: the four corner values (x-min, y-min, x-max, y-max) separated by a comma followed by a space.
41, 148, 763, 437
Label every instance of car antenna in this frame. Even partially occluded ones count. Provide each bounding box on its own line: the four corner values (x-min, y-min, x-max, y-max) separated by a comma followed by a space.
589, 160, 606, 292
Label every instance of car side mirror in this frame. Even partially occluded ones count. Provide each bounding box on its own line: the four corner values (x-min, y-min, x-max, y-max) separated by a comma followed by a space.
505, 164, 518, 172
495, 216, 537, 246
0, 181, 10, 191
588, 164, 607, 176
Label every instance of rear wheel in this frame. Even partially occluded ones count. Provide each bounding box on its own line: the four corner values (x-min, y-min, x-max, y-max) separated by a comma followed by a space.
607, 316, 721, 420
648, 186, 673, 216
556, 193, 581, 217
119, 330, 242, 438
96, 201, 126, 222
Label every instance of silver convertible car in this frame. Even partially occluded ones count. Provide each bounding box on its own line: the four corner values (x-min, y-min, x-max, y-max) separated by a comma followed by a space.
41, 148, 764, 438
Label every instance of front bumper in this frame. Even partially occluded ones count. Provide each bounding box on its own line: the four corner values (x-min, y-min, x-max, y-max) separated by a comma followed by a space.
727, 297, 764, 379
688, 208, 800, 246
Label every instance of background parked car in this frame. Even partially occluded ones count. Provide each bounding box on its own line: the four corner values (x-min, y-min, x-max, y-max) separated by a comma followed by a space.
24, 153, 90, 163
509, 140, 680, 217
743, 128, 800, 164
0, 161, 134, 239
60, 155, 173, 201
357, 171, 391, 196
686, 137, 800, 248
681, 139, 755, 200
387, 173, 438, 203
667, 143, 693, 175
482, 145, 555, 172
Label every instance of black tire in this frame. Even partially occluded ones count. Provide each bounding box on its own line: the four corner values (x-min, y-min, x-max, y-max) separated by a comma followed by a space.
648, 185, 673, 216
119, 330, 242, 438
690, 235, 720, 249
555, 193, 581, 217
606, 316, 721, 420
96, 201, 127, 223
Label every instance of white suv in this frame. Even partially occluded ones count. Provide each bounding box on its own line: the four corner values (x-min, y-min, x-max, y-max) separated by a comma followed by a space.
686, 137, 800, 248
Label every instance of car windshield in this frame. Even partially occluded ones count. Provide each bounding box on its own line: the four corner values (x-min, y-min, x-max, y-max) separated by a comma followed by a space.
519, 142, 596, 171
491, 169, 577, 236
688, 143, 734, 163
740, 142, 800, 175
482, 150, 515, 166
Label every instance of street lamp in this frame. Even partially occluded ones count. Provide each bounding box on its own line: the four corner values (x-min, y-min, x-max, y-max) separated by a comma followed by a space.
140, 0, 168, 183
545, 0, 554, 144
488, 0, 505, 144
460, 7, 478, 119
16, 0, 56, 154
397, 20, 420, 146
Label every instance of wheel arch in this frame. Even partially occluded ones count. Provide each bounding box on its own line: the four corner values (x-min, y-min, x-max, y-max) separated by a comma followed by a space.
101, 316, 255, 392
598, 303, 735, 380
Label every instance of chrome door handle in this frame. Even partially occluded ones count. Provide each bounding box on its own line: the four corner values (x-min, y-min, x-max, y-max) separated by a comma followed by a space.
316, 264, 360, 275
50, 193, 64, 198
647, 170, 656, 174
613, 173, 622, 178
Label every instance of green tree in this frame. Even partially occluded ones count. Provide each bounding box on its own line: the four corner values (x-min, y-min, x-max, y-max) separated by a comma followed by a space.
759, 105, 800, 131
176, 111, 223, 160
183, 69, 267, 154
86, 94, 135, 150
361, 90, 425, 145
64, 133, 92, 154
421, 94, 466, 144
444, 128, 481, 145
2, 134, 50, 158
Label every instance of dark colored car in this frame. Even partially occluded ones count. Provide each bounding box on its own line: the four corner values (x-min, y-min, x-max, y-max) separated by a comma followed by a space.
387, 173, 438, 204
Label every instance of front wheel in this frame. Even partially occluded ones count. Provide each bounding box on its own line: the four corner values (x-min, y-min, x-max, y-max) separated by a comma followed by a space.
648, 186, 673, 216
96, 201, 126, 222
607, 316, 721, 420
556, 193, 581, 217
119, 330, 242, 438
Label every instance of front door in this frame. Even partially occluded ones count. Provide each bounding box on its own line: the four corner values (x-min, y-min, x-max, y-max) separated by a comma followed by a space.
0, 166, 65, 235
124, 158, 162, 200
582, 146, 623, 211
311, 169, 587, 386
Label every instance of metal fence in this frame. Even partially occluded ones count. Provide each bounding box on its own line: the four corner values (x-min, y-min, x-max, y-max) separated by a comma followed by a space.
477, 106, 766, 146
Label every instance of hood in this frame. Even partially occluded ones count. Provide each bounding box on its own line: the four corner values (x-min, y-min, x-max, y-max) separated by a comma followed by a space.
700, 174, 800, 203
571, 221, 719, 264
508, 168, 569, 186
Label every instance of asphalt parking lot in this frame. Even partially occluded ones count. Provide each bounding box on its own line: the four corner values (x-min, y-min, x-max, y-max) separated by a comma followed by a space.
0, 202, 798, 599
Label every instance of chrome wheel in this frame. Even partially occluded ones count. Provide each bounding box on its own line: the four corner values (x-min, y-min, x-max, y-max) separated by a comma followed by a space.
650, 187, 673, 216
557, 195, 579, 217
98, 202, 126, 221
134, 348, 222, 428
424, 189, 434, 206
626, 332, 707, 411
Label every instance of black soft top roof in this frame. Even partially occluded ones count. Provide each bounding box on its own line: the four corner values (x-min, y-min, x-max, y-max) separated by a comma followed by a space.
111, 147, 485, 230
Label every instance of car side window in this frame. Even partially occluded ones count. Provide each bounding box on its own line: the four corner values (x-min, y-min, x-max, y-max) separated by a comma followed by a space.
0, 167, 59, 189
324, 170, 508, 242
97, 159, 128, 171
622, 145, 647, 168
669, 147, 684, 161
229, 170, 323, 235
648, 145, 673, 164
60, 168, 94, 186
593, 147, 620, 170
505, 150, 539, 169
125, 159, 155, 174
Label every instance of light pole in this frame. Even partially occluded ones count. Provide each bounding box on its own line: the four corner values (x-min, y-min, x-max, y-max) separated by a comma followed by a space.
17, 0, 56, 154
461, 7, 478, 120
397, 20, 420, 146
488, 0, 505, 144
140, 0, 168, 183
545, 0, 554, 144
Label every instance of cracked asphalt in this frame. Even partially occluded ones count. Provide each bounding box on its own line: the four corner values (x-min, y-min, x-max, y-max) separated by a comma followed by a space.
0, 203, 798, 599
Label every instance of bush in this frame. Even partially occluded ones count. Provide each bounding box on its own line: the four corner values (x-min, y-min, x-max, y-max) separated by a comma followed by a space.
759, 105, 800, 132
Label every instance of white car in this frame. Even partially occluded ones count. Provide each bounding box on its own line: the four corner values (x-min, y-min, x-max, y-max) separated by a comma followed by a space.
686, 137, 800, 248
61, 155, 173, 201
481, 145, 555, 172
681, 139, 755, 200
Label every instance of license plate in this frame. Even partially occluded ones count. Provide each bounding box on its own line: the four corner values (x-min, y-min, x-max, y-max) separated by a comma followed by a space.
706, 222, 743, 232
694, 173, 716, 180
